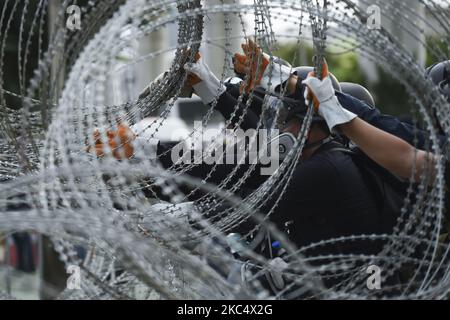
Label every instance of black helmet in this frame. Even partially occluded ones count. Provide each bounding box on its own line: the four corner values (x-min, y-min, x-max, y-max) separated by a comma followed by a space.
340, 82, 376, 108
426, 60, 450, 101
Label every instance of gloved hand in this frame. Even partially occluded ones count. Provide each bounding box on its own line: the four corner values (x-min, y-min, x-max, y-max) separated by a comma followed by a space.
86, 123, 161, 161
184, 53, 226, 104
234, 38, 293, 94
86, 123, 136, 160
302, 61, 357, 131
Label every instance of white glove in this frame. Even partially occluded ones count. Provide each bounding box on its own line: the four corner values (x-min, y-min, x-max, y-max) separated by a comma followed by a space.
184, 58, 226, 104
260, 56, 294, 92
302, 76, 357, 131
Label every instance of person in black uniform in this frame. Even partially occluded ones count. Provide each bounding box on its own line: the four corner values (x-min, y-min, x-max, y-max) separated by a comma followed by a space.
182, 52, 395, 253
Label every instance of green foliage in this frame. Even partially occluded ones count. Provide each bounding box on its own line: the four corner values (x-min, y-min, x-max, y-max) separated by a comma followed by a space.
275, 42, 401, 114
273, 42, 309, 66
370, 68, 410, 117
426, 36, 450, 67
327, 52, 367, 87
273, 42, 366, 85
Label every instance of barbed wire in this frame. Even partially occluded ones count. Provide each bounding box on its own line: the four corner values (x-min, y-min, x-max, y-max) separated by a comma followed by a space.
0, 0, 449, 300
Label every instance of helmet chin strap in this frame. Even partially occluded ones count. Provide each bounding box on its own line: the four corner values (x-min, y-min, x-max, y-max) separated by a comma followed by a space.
303, 135, 335, 150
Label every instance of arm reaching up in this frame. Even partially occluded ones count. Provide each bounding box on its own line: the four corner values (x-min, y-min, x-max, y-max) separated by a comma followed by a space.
303, 63, 441, 182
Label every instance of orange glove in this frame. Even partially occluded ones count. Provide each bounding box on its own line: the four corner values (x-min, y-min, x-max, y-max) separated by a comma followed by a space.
87, 123, 136, 160
305, 59, 330, 112
234, 38, 270, 94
